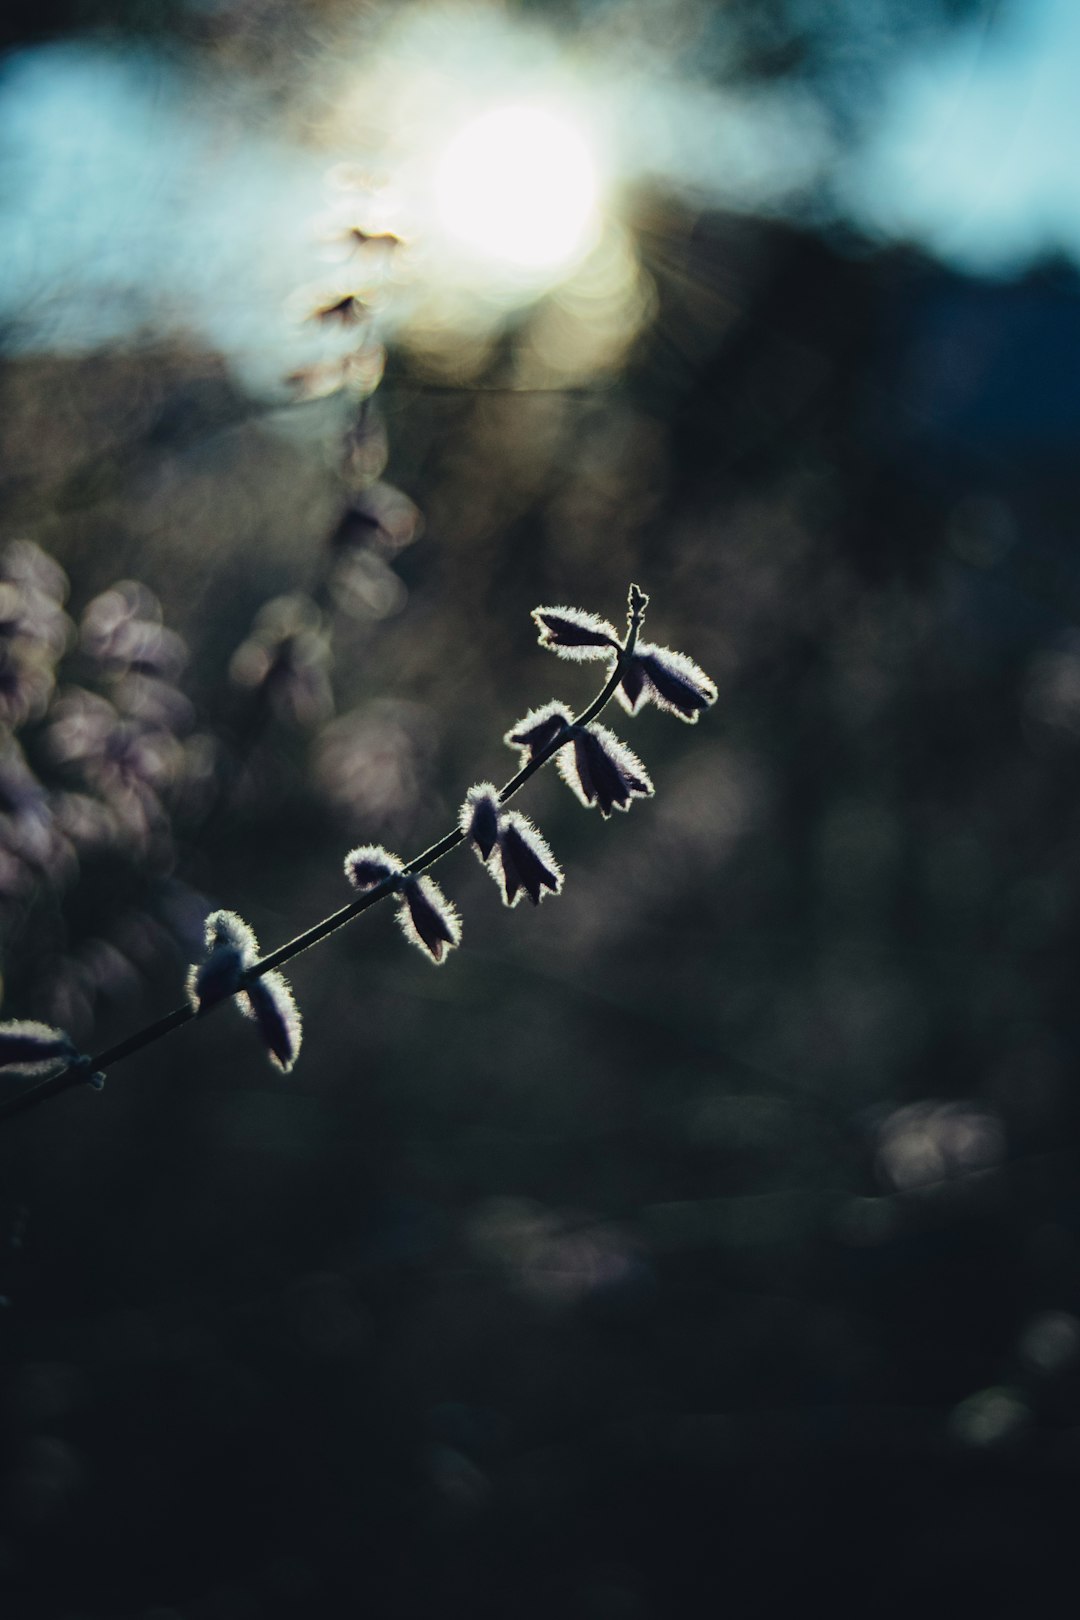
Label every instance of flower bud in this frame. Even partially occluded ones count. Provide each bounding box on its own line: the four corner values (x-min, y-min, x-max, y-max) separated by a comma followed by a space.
532, 605, 620, 661
459, 789, 562, 908
615, 642, 717, 723
397, 875, 461, 964
241, 971, 302, 1073
186, 910, 259, 1012
557, 724, 654, 817
186, 944, 245, 1012
460, 783, 502, 862
504, 701, 574, 765
497, 813, 562, 907
0, 1020, 78, 1068
344, 844, 404, 891
202, 909, 259, 964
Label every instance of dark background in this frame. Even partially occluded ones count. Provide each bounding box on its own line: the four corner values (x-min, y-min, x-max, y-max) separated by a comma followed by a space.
4, 2, 1080, 1615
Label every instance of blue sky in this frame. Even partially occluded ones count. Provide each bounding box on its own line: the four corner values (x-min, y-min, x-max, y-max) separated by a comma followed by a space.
0, 44, 324, 386
844, 0, 1080, 273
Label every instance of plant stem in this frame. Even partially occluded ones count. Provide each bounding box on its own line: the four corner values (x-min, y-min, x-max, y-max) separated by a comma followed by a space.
0, 586, 649, 1124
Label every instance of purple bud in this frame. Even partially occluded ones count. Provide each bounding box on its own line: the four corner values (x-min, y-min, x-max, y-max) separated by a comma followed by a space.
0, 1020, 78, 1068
186, 944, 245, 1013
203, 909, 259, 967
497, 813, 562, 907
532, 605, 621, 660
345, 844, 404, 891
504, 701, 574, 765
557, 723, 654, 817
187, 909, 259, 1013
616, 641, 717, 723
241, 971, 302, 1073
397, 875, 461, 964
460, 783, 502, 862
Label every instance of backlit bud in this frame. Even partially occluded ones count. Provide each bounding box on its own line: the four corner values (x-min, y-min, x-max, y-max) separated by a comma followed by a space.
504, 701, 574, 765
616, 641, 717, 723
344, 844, 404, 892
241, 971, 302, 1073
397, 875, 461, 964
497, 813, 562, 907
557, 724, 654, 817
532, 605, 620, 661
187, 909, 259, 1011
460, 783, 502, 862
0, 1020, 78, 1068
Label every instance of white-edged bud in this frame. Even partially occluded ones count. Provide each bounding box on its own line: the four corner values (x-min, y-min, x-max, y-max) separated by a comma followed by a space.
615, 641, 717, 723
0, 1019, 78, 1069
460, 783, 502, 863
203, 909, 259, 965
240, 971, 302, 1074
186, 944, 245, 1013
186, 908, 259, 1013
344, 844, 404, 892
504, 701, 574, 765
557, 723, 654, 817
397, 875, 461, 964
460, 789, 563, 909
497, 812, 562, 907
532, 605, 620, 661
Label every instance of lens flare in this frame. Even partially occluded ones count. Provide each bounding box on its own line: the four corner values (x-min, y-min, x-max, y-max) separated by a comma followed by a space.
435, 105, 598, 272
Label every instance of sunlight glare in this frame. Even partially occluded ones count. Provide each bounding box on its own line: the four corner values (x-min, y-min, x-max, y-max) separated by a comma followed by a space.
435, 105, 599, 273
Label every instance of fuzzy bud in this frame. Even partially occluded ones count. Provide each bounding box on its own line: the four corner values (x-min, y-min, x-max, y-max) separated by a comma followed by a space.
557, 723, 654, 817
185, 909, 301, 1074
241, 971, 302, 1073
186, 909, 259, 1013
397, 875, 461, 964
202, 910, 259, 963
309, 293, 369, 328
532, 605, 620, 661
504, 701, 574, 765
460, 783, 502, 862
344, 844, 404, 892
186, 945, 246, 1012
497, 813, 562, 907
616, 641, 717, 723
460, 789, 563, 908
0, 1020, 78, 1069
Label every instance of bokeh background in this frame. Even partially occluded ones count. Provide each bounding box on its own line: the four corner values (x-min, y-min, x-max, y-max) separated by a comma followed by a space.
3, 1, 1080, 1615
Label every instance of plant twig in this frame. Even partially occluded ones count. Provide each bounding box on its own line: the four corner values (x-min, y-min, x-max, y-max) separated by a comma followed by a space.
0, 585, 649, 1125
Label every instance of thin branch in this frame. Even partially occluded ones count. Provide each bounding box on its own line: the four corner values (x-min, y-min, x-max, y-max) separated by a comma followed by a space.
0, 585, 649, 1125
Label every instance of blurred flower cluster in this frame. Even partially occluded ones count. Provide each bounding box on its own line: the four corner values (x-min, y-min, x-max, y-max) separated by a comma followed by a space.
230, 199, 423, 830
222, 444, 426, 842
0, 175, 435, 1073
0, 440, 424, 1050
0, 542, 221, 1038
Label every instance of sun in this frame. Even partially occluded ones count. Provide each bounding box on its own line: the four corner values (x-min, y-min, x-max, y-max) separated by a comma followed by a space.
434, 104, 600, 273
